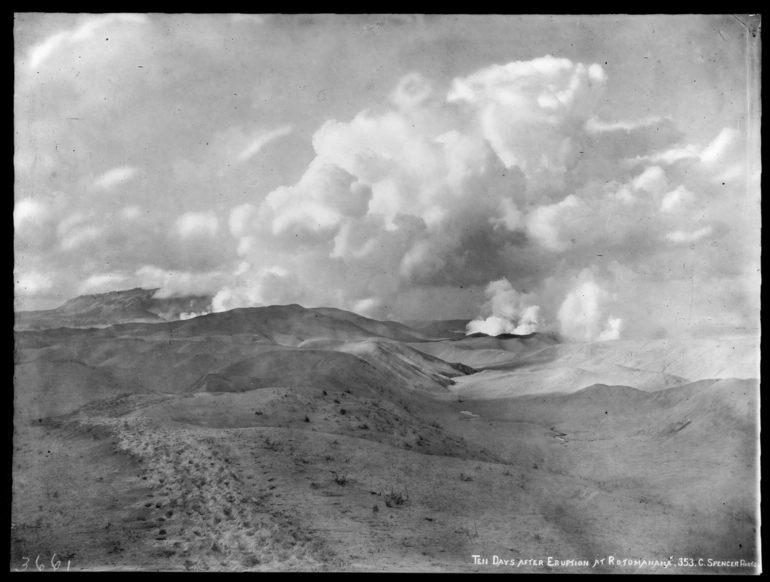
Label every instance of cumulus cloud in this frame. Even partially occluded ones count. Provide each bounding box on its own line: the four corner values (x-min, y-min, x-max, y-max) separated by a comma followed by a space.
24, 14, 149, 71
700, 127, 739, 165
525, 195, 583, 252
136, 266, 226, 297
60, 224, 106, 251
77, 272, 128, 295
631, 165, 668, 193
447, 56, 606, 186
660, 185, 696, 213
236, 125, 293, 163
212, 266, 302, 312
466, 278, 542, 336
14, 198, 49, 229
174, 211, 220, 239
584, 115, 666, 133
16, 271, 54, 296
92, 166, 139, 190
121, 206, 142, 220
211, 55, 756, 341
665, 226, 714, 244
353, 298, 380, 317
15, 35, 757, 341
265, 161, 372, 239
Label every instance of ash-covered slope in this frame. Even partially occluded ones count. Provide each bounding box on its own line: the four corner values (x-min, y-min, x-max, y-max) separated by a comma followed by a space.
165, 304, 391, 346
310, 307, 432, 342
14, 303, 477, 419
14, 287, 213, 331
402, 319, 472, 340
409, 331, 561, 368
185, 346, 455, 397
297, 338, 476, 392
486, 336, 760, 380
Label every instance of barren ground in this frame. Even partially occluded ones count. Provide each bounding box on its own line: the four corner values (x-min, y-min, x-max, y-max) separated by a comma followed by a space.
11, 314, 760, 573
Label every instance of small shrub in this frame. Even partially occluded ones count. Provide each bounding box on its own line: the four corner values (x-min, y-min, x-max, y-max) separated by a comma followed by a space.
383, 484, 409, 507
331, 471, 348, 486
304, 415, 310, 423
459, 523, 479, 540
460, 472, 473, 482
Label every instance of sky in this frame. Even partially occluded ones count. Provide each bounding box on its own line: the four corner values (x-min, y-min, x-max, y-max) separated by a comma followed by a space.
14, 14, 761, 341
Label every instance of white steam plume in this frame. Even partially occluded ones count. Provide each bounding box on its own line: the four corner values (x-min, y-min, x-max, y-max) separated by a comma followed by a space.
557, 270, 623, 342
466, 278, 542, 336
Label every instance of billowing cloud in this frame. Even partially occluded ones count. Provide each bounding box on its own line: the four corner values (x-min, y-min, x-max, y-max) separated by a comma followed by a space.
77, 272, 129, 295
16, 271, 53, 296
14, 198, 49, 229
174, 211, 220, 239
24, 14, 149, 71
265, 161, 372, 239
14, 13, 759, 341
92, 166, 139, 190
60, 224, 106, 251
466, 278, 542, 336
217, 55, 757, 341
557, 270, 623, 342
136, 266, 226, 298
447, 56, 606, 188
660, 185, 696, 213
212, 266, 303, 312
665, 226, 714, 244
236, 125, 293, 164
121, 206, 142, 220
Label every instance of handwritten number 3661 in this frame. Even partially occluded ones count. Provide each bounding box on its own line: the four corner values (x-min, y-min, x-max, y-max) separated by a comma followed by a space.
14, 554, 71, 571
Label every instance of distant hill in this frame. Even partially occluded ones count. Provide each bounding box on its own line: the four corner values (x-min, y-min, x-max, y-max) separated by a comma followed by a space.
14, 287, 213, 331
311, 307, 432, 342
165, 304, 413, 346
14, 303, 477, 417
408, 331, 561, 368
401, 319, 471, 340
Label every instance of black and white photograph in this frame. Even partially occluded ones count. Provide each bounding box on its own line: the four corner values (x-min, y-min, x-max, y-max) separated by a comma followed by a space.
12, 14, 761, 572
